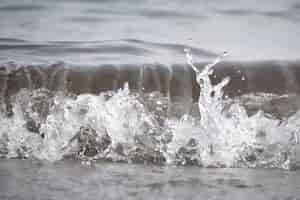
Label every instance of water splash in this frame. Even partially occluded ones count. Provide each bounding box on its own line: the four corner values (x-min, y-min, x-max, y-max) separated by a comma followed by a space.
165, 49, 298, 169
0, 51, 299, 169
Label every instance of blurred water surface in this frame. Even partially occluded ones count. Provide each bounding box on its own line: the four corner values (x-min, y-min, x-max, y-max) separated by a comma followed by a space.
0, 0, 299, 64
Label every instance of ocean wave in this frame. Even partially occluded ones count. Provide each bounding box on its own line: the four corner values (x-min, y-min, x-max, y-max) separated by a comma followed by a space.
0, 53, 299, 169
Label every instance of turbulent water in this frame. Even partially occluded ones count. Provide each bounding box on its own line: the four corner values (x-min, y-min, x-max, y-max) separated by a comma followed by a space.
1, 0, 300, 199
0, 50, 299, 170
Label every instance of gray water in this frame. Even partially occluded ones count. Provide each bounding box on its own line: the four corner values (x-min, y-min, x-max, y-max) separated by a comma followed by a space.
0, 0, 300, 64
0, 159, 300, 200
1, 0, 300, 199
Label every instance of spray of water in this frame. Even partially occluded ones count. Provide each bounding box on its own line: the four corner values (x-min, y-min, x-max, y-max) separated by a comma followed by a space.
0, 51, 299, 169
164, 49, 298, 169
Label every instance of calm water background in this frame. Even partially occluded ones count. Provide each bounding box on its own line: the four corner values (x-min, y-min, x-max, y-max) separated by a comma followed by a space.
0, 0, 300, 65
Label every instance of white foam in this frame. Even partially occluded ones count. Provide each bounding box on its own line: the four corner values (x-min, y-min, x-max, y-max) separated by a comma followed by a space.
0, 52, 299, 169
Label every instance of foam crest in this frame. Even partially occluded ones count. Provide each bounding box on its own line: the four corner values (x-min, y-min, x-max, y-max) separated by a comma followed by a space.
0, 52, 299, 169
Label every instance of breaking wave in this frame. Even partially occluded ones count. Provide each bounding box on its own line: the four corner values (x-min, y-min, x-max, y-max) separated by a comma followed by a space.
0, 51, 299, 170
